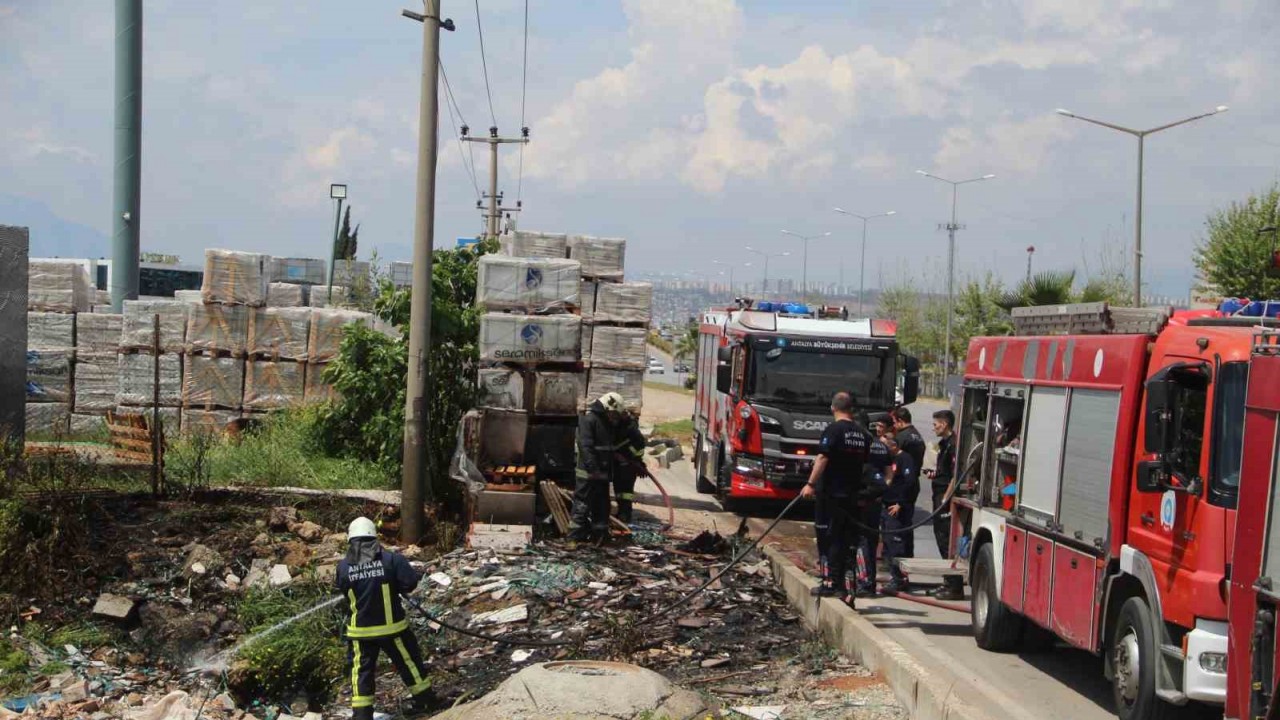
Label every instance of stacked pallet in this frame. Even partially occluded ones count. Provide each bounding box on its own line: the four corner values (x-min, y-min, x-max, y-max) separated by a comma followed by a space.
72, 311, 123, 436
567, 235, 648, 413
119, 298, 188, 434
24, 262, 92, 436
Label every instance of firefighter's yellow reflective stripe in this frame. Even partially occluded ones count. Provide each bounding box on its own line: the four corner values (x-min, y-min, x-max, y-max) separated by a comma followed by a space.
382, 585, 394, 629
347, 590, 358, 632
394, 636, 432, 694
345, 618, 409, 638
575, 468, 590, 479
618, 492, 635, 500
351, 641, 372, 707
628, 447, 645, 458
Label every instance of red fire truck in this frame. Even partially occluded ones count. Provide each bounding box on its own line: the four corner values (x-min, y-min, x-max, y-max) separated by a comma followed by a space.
1225, 327, 1280, 720
953, 303, 1259, 720
691, 303, 918, 508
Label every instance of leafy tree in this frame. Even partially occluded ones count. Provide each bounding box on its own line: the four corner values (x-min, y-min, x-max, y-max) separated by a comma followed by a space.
334, 206, 360, 261
675, 324, 698, 361
1194, 183, 1280, 299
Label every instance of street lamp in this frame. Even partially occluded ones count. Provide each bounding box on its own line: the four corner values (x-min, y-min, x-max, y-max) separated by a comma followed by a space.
744, 246, 790, 296
326, 183, 348, 303
916, 170, 995, 378
712, 259, 750, 297
780, 230, 831, 299
1026, 245, 1035, 283
1055, 105, 1228, 306
833, 208, 896, 315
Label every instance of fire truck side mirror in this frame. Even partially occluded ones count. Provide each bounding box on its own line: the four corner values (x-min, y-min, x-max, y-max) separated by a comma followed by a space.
901, 355, 920, 405
717, 347, 732, 363
1143, 377, 1177, 460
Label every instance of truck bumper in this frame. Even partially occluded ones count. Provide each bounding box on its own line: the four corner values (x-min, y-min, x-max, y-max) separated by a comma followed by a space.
1184, 619, 1228, 704
729, 472, 801, 501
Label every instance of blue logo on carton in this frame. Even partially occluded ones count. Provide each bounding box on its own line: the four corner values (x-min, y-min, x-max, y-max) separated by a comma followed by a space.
521, 324, 543, 345
524, 268, 543, 290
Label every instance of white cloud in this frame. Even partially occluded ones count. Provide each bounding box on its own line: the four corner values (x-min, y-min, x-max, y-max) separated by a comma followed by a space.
933, 116, 1072, 176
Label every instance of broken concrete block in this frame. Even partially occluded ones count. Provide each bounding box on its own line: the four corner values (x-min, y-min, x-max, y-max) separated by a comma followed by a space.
213, 693, 236, 712
244, 559, 271, 589
314, 564, 337, 585
657, 453, 672, 469
268, 506, 298, 530
268, 564, 293, 587
60, 679, 89, 703
664, 445, 684, 462
225, 573, 241, 589
302, 713, 323, 720
467, 523, 532, 552
183, 544, 225, 577
91, 593, 136, 621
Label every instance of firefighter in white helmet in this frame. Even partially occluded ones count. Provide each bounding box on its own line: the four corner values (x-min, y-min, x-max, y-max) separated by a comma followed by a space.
570, 392, 626, 542
335, 517, 434, 719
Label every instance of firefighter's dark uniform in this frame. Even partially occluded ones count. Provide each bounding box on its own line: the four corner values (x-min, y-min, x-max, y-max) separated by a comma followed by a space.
573, 399, 616, 537
813, 419, 871, 596
612, 415, 646, 524
335, 548, 431, 716
855, 436, 891, 593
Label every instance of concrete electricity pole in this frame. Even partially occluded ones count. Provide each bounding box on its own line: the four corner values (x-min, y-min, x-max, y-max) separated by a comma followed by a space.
399, 0, 453, 543
916, 170, 995, 379
111, 0, 143, 311
1055, 105, 1228, 307
463, 128, 528, 239
833, 208, 896, 315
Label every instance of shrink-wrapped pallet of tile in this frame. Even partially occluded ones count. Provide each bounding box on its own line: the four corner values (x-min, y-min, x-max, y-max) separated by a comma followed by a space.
578, 281, 597, 319
594, 282, 653, 324
27, 349, 73, 403
567, 236, 625, 279
585, 368, 643, 412
28, 260, 92, 313
93, 289, 111, 308
309, 285, 348, 308
269, 257, 326, 285
121, 300, 188, 351
186, 302, 250, 355
580, 325, 594, 365
266, 282, 305, 307
476, 256, 581, 312
174, 289, 203, 304
26, 403, 69, 436
248, 307, 311, 360
182, 355, 243, 409
74, 351, 118, 414
303, 362, 338, 404
531, 372, 585, 415
479, 313, 581, 364
308, 308, 373, 361
588, 326, 647, 369
75, 313, 122, 351
28, 311, 75, 349
502, 231, 568, 260
332, 259, 371, 288
116, 405, 179, 430
181, 408, 238, 434
390, 261, 413, 288
201, 249, 270, 306
477, 368, 524, 410
118, 353, 183, 406
243, 360, 306, 410
70, 413, 106, 437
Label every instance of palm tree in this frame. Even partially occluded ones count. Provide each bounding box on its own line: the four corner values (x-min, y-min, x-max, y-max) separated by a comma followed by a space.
998, 270, 1077, 309
675, 325, 699, 362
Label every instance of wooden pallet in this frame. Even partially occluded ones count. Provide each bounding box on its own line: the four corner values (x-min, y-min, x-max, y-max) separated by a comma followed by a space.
540, 480, 572, 534
105, 409, 163, 465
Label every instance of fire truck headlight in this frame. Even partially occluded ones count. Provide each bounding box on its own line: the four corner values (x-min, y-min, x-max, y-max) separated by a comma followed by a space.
739, 406, 752, 420
735, 457, 765, 478
1198, 651, 1227, 674
758, 414, 781, 428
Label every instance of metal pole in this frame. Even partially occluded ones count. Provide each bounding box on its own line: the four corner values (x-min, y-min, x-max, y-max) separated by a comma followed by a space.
151, 313, 160, 495
1134, 134, 1145, 307
802, 239, 808, 299
487, 139, 499, 239
859, 218, 868, 315
111, 0, 143, 312
326, 196, 344, 304
1025, 247, 1033, 283
401, 0, 443, 543
761, 257, 769, 295
944, 184, 957, 379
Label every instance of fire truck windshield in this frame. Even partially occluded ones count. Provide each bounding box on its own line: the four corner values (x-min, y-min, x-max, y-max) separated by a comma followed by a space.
748, 348, 892, 410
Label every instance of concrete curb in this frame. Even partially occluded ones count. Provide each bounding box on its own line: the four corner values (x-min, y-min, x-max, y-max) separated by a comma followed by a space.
764, 545, 998, 720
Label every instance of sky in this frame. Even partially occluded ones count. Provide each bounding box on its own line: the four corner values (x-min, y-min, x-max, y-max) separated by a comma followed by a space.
2, 0, 1279, 299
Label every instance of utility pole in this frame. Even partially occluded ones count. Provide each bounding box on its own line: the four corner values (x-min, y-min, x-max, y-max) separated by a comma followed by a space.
463, 127, 529, 239
833, 209, 896, 315
1025, 245, 1035, 283
745, 247, 789, 297
399, 0, 453, 543
111, 0, 143, 311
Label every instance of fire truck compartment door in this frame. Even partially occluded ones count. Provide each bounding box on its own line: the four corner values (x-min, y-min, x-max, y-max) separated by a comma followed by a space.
1051, 544, 1098, 651
1025, 532, 1054, 628
1003, 526, 1027, 612
1058, 389, 1121, 547
1020, 386, 1069, 520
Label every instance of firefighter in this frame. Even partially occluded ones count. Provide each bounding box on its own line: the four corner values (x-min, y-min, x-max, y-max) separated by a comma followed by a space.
571, 392, 625, 542
890, 406, 926, 471
335, 517, 433, 720
854, 420, 892, 597
880, 435, 920, 595
926, 409, 964, 600
800, 391, 871, 607
611, 410, 647, 524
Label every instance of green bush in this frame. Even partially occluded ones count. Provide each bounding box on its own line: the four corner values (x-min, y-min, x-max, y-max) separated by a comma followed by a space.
230, 582, 346, 704
0, 637, 31, 695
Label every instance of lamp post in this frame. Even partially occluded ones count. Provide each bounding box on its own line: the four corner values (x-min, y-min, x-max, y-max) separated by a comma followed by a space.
744, 246, 789, 296
326, 183, 348, 304
1026, 245, 1035, 282
833, 208, 896, 315
780, 230, 831, 299
1055, 105, 1228, 307
915, 170, 995, 378
712, 259, 751, 298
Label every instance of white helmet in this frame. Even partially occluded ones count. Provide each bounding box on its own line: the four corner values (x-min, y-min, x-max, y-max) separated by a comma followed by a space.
599, 392, 625, 413
347, 516, 377, 540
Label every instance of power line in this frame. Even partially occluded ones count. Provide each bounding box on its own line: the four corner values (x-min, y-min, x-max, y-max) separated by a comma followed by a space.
473, 0, 498, 128
439, 60, 481, 200
517, 0, 529, 203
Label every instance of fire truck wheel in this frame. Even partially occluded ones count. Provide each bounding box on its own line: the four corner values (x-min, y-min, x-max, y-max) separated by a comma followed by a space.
1110, 597, 1170, 720
696, 472, 716, 494
972, 543, 1023, 651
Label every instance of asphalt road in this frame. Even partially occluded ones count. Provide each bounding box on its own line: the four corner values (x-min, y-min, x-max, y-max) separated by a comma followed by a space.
632, 392, 1219, 720
643, 345, 687, 387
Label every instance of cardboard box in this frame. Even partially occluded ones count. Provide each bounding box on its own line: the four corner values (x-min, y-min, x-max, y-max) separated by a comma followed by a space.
478, 368, 525, 410
249, 307, 312, 360
244, 360, 306, 410
479, 313, 581, 365
28, 311, 75, 349
593, 282, 653, 324
503, 231, 568, 260
476, 256, 581, 312
567, 236, 625, 279
122, 300, 188, 352
76, 313, 123, 351
118, 352, 184, 407
588, 326, 647, 369
187, 302, 250, 355
181, 354, 243, 409
585, 368, 643, 412
201, 249, 270, 306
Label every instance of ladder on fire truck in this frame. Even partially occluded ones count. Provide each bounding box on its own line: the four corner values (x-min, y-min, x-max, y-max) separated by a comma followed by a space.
1256, 327, 1280, 355
1009, 302, 1174, 336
